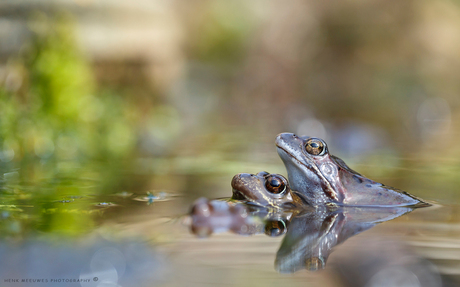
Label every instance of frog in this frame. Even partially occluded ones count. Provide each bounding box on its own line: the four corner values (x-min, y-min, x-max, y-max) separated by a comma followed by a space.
275, 133, 428, 207
231, 171, 308, 208
190, 172, 300, 238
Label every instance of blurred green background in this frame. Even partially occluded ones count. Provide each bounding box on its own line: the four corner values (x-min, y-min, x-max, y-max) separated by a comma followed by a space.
1, 0, 460, 238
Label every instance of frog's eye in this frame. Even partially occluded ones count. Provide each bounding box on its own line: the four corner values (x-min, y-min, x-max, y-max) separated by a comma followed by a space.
265, 175, 287, 194
305, 138, 325, 156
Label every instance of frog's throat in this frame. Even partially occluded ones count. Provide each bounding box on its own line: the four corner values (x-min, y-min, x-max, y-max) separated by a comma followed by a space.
276, 145, 339, 202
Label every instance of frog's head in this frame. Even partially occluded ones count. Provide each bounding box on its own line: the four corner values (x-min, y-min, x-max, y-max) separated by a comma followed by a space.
275, 133, 343, 205
231, 171, 296, 208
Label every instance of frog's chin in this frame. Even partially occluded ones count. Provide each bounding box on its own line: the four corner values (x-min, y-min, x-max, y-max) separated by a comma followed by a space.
277, 148, 307, 189
276, 147, 309, 182
276, 146, 296, 166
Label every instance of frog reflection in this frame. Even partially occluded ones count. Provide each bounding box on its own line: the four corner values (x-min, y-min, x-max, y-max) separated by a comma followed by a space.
189, 171, 417, 272
190, 197, 261, 237
190, 198, 414, 272
275, 133, 429, 207
275, 206, 413, 272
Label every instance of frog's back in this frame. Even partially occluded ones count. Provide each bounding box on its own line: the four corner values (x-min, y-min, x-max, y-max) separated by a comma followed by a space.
338, 170, 428, 207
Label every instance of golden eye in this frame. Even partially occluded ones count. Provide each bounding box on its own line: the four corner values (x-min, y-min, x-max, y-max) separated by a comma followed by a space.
305, 138, 325, 156
265, 175, 287, 194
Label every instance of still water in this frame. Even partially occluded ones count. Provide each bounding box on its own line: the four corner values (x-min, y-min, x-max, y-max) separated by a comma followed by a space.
0, 151, 459, 287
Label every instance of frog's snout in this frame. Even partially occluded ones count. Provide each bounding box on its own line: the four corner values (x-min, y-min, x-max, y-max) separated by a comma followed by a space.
275, 133, 299, 147
231, 173, 243, 190
231, 173, 253, 190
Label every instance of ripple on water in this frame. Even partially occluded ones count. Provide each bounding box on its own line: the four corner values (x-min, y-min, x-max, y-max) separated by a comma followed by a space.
94, 202, 118, 207
133, 191, 176, 205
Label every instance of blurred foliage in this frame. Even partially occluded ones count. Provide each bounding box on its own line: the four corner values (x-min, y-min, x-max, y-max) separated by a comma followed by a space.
0, 14, 146, 237
188, 1, 254, 68
0, 13, 138, 165
0, 11, 263, 238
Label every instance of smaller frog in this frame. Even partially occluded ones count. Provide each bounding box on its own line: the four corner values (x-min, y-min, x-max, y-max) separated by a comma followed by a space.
189, 172, 303, 238
231, 171, 306, 208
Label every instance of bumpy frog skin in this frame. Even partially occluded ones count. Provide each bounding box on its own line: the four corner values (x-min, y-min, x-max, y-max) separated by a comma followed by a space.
231, 171, 305, 208
276, 133, 428, 207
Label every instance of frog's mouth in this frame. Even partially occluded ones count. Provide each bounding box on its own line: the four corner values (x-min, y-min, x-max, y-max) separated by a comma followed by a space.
276, 144, 318, 177
276, 144, 339, 202
276, 145, 305, 167
231, 173, 255, 201
231, 189, 248, 201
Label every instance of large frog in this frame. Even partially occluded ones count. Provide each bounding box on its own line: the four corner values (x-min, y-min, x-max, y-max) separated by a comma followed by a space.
231, 171, 307, 208
275, 133, 428, 207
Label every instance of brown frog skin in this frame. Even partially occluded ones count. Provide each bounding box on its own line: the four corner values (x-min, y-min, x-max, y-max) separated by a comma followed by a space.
275, 133, 429, 207
231, 171, 307, 208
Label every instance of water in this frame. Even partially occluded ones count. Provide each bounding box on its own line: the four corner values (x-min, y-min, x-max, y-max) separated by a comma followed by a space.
0, 153, 459, 287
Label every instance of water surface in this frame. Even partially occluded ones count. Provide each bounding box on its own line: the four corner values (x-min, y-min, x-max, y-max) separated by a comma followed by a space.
0, 154, 459, 287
